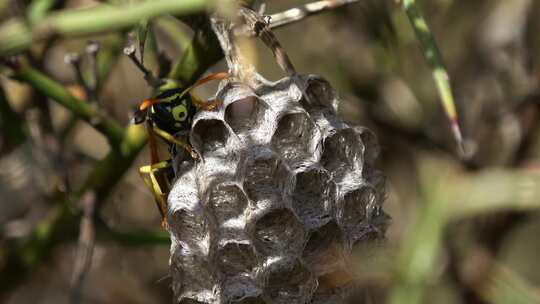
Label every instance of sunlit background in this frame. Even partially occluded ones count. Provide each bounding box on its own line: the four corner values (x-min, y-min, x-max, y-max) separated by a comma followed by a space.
1, 0, 540, 303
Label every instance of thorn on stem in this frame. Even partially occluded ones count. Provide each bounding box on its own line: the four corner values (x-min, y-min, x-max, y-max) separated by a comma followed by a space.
64, 49, 102, 103
86, 41, 100, 102
124, 44, 148, 74
123, 43, 162, 88
64, 52, 81, 66
64, 52, 92, 100
85, 41, 100, 56
450, 121, 470, 161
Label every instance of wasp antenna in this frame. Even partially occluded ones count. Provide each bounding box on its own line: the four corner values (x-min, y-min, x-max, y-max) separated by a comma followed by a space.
183, 72, 230, 96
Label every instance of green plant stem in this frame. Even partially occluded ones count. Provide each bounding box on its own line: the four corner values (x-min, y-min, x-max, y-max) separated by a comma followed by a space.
401, 0, 464, 153
0, 124, 147, 297
14, 65, 124, 144
168, 27, 223, 84
0, 7, 226, 294
0, 27, 223, 294
155, 16, 192, 52
0, 199, 78, 297
76, 124, 147, 202
390, 158, 540, 304
58, 34, 125, 143
97, 226, 170, 246
446, 170, 540, 218
484, 262, 540, 304
389, 158, 451, 304
0, 0, 212, 55
27, 0, 63, 24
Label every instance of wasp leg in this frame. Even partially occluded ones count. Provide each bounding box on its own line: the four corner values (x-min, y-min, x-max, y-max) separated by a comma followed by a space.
146, 120, 160, 164
139, 161, 171, 228
190, 93, 223, 111
152, 125, 200, 160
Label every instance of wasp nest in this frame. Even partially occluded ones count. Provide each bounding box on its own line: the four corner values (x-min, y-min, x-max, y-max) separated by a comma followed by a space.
167, 72, 389, 304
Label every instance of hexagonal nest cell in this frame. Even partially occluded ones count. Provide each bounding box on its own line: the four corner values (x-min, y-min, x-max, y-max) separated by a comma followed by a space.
242, 154, 291, 204
217, 241, 258, 275
271, 111, 320, 168
263, 258, 317, 304
291, 167, 335, 230
207, 183, 248, 227
191, 119, 232, 157
252, 208, 306, 257
225, 95, 268, 136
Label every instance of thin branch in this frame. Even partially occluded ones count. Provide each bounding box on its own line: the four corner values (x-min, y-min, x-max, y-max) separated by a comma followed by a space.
96, 224, 170, 246
238, 7, 297, 77
12, 62, 125, 144
389, 158, 540, 304
64, 52, 91, 99
263, 0, 465, 158
0, 8, 226, 295
400, 0, 465, 157
0, 201, 78, 297
0, 123, 147, 297
85, 41, 100, 103
449, 244, 540, 304
25, 107, 69, 193
478, 253, 540, 304
267, 0, 360, 31
124, 43, 163, 88
59, 36, 124, 144
70, 191, 97, 304
27, 0, 64, 24
0, 0, 211, 55
445, 169, 540, 218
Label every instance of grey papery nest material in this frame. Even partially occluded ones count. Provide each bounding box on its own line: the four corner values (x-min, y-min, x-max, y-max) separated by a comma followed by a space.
167, 9, 389, 304
167, 75, 389, 304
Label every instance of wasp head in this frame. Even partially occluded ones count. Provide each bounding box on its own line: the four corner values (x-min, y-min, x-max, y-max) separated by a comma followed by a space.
131, 107, 148, 124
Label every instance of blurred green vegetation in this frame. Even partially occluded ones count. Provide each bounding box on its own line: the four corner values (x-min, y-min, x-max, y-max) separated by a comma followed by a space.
1, 0, 540, 303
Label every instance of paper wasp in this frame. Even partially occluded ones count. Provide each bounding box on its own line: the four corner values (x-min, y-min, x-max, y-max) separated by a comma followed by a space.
132, 72, 228, 227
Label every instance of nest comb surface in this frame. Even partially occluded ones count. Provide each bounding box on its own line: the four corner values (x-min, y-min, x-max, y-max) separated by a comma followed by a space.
167, 73, 389, 304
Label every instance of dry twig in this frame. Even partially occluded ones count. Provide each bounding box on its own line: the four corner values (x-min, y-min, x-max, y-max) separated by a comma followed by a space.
70, 191, 97, 304
267, 0, 360, 30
